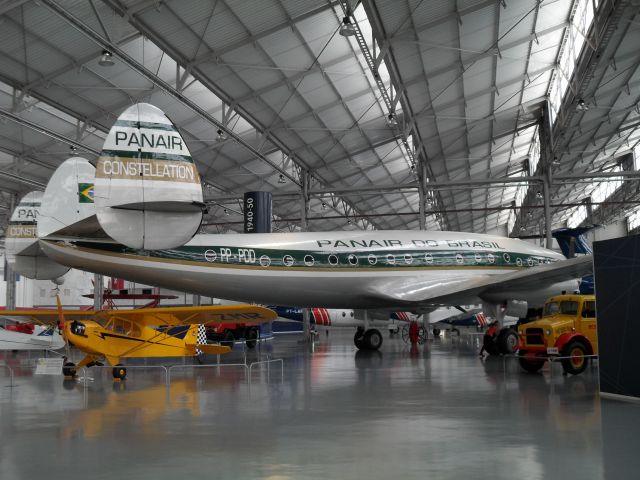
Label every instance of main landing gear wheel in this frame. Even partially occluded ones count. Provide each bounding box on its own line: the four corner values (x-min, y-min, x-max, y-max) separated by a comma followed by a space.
497, 328, 519, 355
112, 364, 127, 380
354, 327, 383, 351
62, 362, 77, 377
245, 327, 259, 349
518, 351, 545, 373
354, 327, 365, 349
561, 341, 589, 375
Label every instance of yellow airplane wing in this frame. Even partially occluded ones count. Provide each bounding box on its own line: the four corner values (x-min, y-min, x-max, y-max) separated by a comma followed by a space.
1, 309, 96, 324
93, 304, 277, 327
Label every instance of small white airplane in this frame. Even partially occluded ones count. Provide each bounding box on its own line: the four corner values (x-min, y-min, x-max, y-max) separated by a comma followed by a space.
5, 103, 592, 352
0, 319, 65, 351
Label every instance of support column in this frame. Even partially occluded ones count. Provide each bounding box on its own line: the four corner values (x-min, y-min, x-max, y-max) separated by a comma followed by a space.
300, 170, 309, 231
418, 160, 427, 230
543, 169, 552, 249
5, 194, 17, 309
192, 294, 201, 306
93, 274, 103, 310
302, 307, 311, 340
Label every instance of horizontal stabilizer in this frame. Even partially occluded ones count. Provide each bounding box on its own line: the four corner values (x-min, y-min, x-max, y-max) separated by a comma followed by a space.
194, 344, 232, 355
38, 157, 101, 238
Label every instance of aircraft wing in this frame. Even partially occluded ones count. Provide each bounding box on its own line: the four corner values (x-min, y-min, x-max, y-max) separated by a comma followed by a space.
0, 310, 95, 324
369, 255, 593, 307
94, 305, 278, 327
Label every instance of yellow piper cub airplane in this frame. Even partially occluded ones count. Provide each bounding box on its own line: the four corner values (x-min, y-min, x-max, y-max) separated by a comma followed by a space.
3, 298, 276, 380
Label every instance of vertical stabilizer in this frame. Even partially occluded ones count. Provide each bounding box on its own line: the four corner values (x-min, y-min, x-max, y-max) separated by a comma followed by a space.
94, 103, 204, 250
5, 191, 69, 279
551, 227, 594, 258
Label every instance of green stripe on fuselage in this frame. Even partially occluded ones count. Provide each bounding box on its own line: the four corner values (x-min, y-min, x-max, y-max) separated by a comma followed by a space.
71, 241, 557, 270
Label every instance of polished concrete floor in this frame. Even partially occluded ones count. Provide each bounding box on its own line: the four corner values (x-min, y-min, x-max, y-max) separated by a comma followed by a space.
1, 329, 639, 480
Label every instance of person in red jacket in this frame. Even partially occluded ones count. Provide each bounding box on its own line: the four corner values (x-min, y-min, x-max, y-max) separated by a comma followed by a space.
479, 321, 499, 356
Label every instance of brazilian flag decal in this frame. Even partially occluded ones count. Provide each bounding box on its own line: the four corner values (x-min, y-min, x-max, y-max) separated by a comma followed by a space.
78, 183, 94, 203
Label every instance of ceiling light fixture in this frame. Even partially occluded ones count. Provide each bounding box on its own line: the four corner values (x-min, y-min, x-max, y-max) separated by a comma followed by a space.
321, 202, 327, 210
223, 208, 229, 215
576, 98, 589, 111
98, 50, 115, 67
536, 191, 543, 199
216, 129, 227, 141
339, 16, 356, 37
552, 156, 560, 166
69, 145, 77, 152
278, 173, 286, 184
387, 112, 398, 126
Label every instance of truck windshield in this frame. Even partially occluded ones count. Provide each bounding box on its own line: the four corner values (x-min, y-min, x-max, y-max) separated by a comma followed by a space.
544, 302, 559, 316
544, 301, 579, 316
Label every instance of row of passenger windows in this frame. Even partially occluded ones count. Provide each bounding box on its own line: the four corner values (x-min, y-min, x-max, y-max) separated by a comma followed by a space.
256, 252, 550, 267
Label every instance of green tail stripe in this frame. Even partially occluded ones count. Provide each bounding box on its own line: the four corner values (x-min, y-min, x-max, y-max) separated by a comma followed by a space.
99, 150, 194, 163
113, 120, 177, 132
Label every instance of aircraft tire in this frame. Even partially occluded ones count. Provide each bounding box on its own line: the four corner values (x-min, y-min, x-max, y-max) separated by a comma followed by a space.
497, 328, 519, 354
363, 329, 383, 351
354, 327, 365, 349
432, 328, 441, 337
560, 340, 589, 375
62, 362, 76, 377
112, 364, 127, 380
518, 352, 545, 373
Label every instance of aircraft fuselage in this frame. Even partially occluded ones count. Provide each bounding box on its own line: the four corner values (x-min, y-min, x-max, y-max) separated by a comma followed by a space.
41, 230, 572, 310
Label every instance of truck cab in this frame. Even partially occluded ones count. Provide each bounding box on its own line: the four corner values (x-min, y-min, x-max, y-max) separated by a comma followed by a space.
518, 294, 597, 375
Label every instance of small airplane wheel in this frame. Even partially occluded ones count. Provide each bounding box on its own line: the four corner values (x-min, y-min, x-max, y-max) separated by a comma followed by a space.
112, 364, 127, 380
245, 327, 259, 349
222, 330, 235, 349
400, 325, 410, 343
417, 326, 427, 344
62, 362, 77, 377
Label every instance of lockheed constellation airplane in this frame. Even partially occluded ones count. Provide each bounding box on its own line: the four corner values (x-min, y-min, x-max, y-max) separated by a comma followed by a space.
5, 103, 592, 352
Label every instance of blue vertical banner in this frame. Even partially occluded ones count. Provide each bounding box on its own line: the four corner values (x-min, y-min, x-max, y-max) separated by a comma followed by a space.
244, 191, 272, 233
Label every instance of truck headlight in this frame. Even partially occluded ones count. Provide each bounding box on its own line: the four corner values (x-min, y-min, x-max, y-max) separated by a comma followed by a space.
545, 329, 551, 336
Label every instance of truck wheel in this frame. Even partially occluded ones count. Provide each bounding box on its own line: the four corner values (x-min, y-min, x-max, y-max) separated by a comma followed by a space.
518, 352, 545, 373
497, 328, 519, 354
222, 330, 234, 349
561, 340, 589, 375
245, 327, 258, 349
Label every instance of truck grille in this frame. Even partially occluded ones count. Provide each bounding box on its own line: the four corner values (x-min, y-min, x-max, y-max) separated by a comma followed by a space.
524, 328, 545, 346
